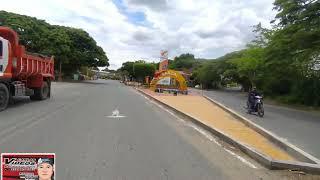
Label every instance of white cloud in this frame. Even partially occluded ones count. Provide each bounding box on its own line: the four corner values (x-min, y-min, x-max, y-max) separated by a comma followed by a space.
0, 0, 276, 69
124, 0, 275, 58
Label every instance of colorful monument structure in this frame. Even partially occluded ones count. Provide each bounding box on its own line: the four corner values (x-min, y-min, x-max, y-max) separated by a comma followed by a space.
150, 50, 188, 94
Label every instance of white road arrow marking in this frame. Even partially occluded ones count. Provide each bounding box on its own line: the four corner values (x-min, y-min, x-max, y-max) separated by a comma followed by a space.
106, 109, 126, 118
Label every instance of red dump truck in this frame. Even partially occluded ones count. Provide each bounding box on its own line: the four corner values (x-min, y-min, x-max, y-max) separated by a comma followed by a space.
0, 27, 54, 111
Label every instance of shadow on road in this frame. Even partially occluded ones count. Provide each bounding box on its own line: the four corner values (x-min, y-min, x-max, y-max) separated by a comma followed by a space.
54, 80, 110, 86
7, 97, 33, 109
79, 81, 110, 85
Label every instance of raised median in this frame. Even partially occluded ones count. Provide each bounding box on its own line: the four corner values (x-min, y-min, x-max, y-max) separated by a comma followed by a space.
138, 88, 320, 174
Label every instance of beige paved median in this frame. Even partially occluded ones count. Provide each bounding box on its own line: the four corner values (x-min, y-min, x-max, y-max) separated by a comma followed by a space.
142, 89, 294, 161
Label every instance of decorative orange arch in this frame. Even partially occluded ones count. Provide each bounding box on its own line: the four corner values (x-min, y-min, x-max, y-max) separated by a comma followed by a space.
150, 70, 187, 92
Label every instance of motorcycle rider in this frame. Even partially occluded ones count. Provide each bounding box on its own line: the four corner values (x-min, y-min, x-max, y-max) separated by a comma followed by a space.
248, 87, 260, 110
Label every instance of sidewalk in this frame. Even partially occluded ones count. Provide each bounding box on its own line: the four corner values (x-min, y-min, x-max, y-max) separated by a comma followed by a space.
140, 89, 294, 161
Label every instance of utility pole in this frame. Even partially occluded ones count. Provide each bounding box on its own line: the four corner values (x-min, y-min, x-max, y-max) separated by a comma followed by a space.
58, 60, 62, 81
201, 84, 203, 96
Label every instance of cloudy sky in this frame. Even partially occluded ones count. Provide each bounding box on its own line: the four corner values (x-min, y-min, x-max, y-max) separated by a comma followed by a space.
1, 0, 276, 69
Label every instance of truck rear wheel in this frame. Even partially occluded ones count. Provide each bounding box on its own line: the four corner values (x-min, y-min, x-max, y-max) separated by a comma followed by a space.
30, 81, 50, 100
0, 83, 9, 111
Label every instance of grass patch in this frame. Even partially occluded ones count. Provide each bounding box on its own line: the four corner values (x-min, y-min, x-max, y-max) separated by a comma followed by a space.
265, 95, 320, 112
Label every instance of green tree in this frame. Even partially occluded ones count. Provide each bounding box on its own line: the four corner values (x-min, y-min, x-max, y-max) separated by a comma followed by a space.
64, 27, 108, 71
169, 53, 196, 70
264, 0, 320, 105
119, 61, 135, 78
231, 47, 264, 90
133, 63, 155, 83
267, 0, 320, 75
185, 0, 320, 106
195, 61, 221, 89
0, 11, 109, 76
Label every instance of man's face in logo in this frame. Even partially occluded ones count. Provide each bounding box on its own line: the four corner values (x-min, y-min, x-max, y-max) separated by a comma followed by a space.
37, 162, 54, 180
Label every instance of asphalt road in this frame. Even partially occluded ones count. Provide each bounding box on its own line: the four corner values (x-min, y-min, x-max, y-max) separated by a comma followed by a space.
0, 80, 316, 179
198, 89, 320, 160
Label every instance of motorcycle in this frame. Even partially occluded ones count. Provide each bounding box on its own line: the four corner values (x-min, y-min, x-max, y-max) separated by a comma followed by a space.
247, 95, 264, 117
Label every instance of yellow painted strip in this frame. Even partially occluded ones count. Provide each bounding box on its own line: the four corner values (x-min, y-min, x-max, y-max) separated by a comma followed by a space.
152, 94, 293, 161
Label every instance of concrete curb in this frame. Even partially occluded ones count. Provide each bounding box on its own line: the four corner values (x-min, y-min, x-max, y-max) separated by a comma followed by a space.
136, 88, 320, 174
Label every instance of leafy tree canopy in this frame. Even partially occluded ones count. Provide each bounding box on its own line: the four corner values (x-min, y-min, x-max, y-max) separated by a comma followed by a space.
0, 11, 109, 75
